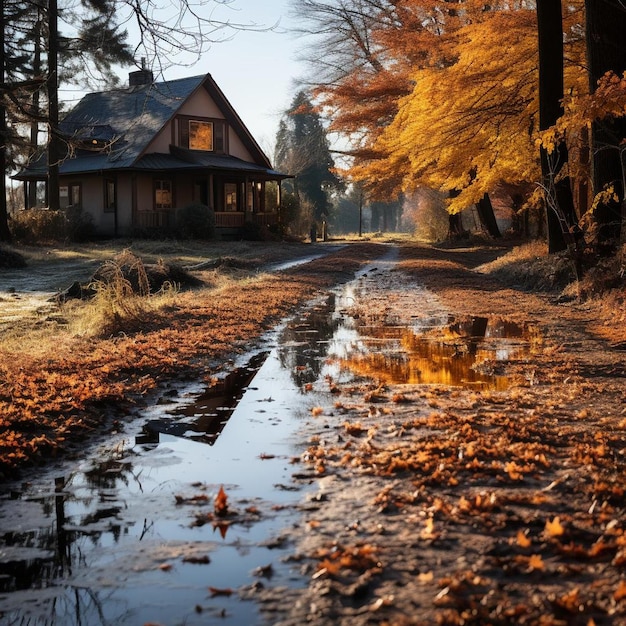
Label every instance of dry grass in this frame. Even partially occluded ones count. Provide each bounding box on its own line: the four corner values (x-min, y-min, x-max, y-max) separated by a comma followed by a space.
477, 240, 579, 292
0, 242, 381, 476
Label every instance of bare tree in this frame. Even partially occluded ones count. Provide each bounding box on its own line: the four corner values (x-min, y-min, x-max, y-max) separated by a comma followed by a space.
120, 0, 272, 77
1, 0, 272, 240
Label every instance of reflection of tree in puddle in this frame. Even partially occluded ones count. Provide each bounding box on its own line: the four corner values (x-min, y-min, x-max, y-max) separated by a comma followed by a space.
140, 351, 269, 444
277, 294, 341, 388
0, 454, 139, 622
332, 316, 535, 390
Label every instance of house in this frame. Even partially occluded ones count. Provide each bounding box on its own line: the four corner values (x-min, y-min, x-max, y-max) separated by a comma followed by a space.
13, 69, 291, 238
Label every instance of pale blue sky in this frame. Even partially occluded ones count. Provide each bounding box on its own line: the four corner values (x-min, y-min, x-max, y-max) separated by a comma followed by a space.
58, 0, 305, 158
163, 0, 304, 155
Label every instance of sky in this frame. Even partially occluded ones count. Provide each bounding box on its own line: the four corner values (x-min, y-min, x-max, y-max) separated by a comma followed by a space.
149, 0, 305, 156
193, 0, 303, 152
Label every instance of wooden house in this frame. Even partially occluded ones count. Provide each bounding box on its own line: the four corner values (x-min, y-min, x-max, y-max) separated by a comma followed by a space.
14, 70, 290, 238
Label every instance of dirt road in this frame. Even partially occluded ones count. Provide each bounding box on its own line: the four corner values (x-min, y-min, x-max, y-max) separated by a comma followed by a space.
1, 240, 625, 625
257, 243, 626, 625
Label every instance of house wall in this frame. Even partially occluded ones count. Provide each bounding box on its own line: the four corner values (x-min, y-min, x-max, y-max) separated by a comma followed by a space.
145, 85, 256, 162
116, 175, 134, 235
64, 173, 135, 237
228, 130, 252, 161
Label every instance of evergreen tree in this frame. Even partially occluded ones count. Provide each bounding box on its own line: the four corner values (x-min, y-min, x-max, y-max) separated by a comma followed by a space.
275, 91, 343, 226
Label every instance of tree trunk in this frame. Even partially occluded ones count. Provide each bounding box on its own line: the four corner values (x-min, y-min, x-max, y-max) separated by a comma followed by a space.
475, 193, 502, 238
28, 15, 43, 209
536, 0, 578, 254
586, 0, 626, 250
0, 13, 13, 242
448, 213, 464, 239
47, 0, 60, 213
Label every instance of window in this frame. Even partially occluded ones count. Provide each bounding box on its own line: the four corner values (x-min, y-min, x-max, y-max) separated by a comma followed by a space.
104, 179, 116, 213
154, 179, 173, 209
189, 120, 213, 151
225, 183, 237, 212
214, 123, 225, 152
178, 116, 227, 153
60, 183, 81, 209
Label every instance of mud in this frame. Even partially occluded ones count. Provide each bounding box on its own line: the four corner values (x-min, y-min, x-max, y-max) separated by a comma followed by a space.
1, 241, 625, 625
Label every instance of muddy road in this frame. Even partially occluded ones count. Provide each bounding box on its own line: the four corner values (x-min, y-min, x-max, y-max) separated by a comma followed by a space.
1, 241, 625, 625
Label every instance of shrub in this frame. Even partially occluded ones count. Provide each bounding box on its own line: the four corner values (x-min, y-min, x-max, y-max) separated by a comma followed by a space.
65, 206, 95, 242
9, 207, 94, 243
176, 203, 216, 240
10, 209, 66, 243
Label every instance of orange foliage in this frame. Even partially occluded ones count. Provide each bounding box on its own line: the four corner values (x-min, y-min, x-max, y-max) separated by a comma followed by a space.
0, 245, 376, 475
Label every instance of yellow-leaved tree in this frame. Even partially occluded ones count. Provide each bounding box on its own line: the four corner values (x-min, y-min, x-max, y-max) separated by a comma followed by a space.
350, 3, 588, 228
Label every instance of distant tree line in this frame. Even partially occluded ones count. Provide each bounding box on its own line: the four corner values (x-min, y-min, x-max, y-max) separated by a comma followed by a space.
285, 0, 626, 261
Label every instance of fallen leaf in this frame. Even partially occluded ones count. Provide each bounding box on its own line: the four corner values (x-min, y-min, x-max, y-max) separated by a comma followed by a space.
370, 595, 394, 611
505, 461, 524, 480
556, 587, 580, 612
420, 517, 439, 540
175, 493, 209, 505
418, 571, 434, 583
208, 586, 233, 597
214, 485, 228, 516
516, 530, 531, 548
528, 554, 545, 571
545, 516, 565, 537
614, 580, 626, 601
183, 555, 210, 565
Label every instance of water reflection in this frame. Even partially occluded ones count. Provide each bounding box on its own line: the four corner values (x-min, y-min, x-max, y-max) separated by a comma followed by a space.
140, 351, 269, 444
277, 294, 340, 388
329, 315, 536, 391
0, 264, 539, 624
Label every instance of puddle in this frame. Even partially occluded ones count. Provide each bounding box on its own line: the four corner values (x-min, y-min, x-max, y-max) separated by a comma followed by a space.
0, 259, 538, 624
330, 315, 536, 391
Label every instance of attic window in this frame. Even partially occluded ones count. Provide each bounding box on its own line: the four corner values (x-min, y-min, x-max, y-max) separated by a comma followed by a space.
179, 116, 226, 153
189, 120, 213, 151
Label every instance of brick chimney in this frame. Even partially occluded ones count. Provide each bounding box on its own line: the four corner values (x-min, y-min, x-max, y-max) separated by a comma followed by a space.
129, 58, 154, 87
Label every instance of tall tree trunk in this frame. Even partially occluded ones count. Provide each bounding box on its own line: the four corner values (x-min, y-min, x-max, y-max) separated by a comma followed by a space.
536, 0, 578, 254
475, 193, 502, 238
47, 0, 60, 213
0, 12, 12, 242
29, 15, 43, 209
585, 0, 626, 250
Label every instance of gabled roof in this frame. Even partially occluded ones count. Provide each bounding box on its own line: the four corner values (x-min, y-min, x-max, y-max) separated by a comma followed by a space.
16, 73, 282, 178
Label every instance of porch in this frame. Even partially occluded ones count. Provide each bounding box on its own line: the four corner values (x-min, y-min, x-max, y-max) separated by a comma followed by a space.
134, 209, 279, 234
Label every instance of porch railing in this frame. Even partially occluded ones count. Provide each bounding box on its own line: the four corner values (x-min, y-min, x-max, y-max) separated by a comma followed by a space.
135, 210, 279, 231
135, 209, 172, 229
214, 212, 278, 229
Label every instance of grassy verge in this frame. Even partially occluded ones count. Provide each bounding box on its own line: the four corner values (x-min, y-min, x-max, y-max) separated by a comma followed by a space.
0, 242, 383, 477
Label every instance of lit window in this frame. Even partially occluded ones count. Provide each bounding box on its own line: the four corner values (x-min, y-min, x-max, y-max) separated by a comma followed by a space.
225, 183, 237, 212
155, 180, 173, 209
189, 120, 213, 151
